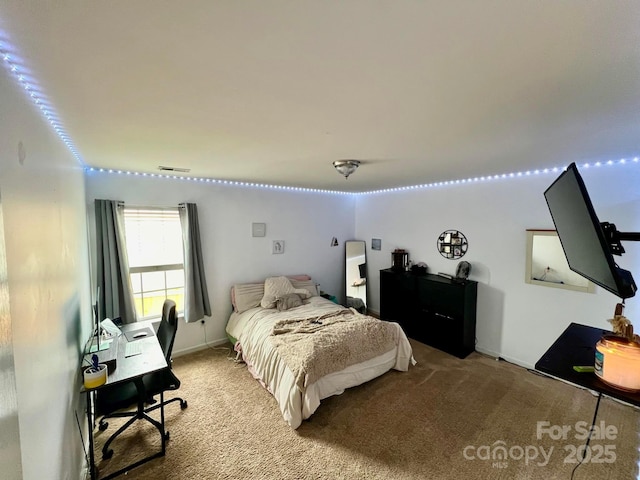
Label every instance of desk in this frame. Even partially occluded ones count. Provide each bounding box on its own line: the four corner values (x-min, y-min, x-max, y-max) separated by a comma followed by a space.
82, 321, 168, 480
535, 322, 640, 407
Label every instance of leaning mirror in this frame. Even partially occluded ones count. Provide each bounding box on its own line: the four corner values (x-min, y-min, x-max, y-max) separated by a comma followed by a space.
345, 240, 367, 314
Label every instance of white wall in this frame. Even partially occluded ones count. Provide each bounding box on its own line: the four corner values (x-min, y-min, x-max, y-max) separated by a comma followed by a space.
85, 172, 356, 354
85, 164, 640, 369
356, 165, 640, 368
0, 69, 92, 479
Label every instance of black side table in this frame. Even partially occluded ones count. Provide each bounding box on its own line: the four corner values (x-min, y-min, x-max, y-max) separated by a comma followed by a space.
535, 322, 640, 407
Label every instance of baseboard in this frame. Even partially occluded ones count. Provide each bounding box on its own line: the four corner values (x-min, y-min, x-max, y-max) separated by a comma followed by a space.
494, 353, 534, 370
172, 337, 229, 358
474, 346, 502, 362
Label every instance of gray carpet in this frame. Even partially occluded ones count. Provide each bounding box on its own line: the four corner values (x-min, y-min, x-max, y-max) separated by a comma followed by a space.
92, 339, 640, 479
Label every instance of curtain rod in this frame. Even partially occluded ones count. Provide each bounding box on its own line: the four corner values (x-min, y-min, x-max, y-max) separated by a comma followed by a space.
118, 203, 184, 210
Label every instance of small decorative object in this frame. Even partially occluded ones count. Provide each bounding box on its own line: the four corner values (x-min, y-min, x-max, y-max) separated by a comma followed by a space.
594, 303, 640, 391
437, 230, 468, 259
272, 240, 285, 254
391, 249, 409, 271
252, 222, 266, 237
595, 336, 640, 391
371, 238, 382, 251
83, 354, 108, 389
330, 237, 339, 246
455, 261, 471, 280
411, 262, 428, 275
607, 304, 638, 342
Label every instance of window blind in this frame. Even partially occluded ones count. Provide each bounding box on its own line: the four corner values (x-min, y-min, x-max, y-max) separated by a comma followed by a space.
123, 208, 183, 268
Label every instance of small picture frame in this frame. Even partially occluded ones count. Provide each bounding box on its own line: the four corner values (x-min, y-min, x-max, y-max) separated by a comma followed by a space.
371, 238, 382, 251
252, 222, 266, 237
272, 240, 285, 254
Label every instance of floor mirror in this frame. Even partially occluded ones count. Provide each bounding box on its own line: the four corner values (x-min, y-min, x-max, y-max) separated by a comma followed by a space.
345, 240, 367, 313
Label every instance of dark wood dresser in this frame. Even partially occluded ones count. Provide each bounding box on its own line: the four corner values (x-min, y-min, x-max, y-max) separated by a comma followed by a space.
380, 269, 478, 358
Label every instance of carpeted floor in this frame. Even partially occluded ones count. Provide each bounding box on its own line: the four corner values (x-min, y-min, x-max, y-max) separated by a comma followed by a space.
92, 339, 640, 479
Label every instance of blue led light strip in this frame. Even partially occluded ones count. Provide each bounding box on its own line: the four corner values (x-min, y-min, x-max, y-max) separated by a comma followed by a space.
85, 168, 352, 196
361, 158, 640, 195
3, 30, 637, 194
0, 39, 84, 164
87, 157, 639, 196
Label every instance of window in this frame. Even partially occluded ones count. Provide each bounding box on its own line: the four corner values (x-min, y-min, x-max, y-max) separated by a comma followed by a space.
123, 207, 184, 319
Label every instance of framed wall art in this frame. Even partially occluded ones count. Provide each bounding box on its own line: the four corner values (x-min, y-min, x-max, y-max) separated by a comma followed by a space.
437, 230, 468, 259
272, 240, 285, 254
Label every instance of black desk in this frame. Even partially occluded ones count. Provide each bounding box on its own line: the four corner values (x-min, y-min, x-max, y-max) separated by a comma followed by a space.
535, 322, 640, 407
82, 321, 168, 480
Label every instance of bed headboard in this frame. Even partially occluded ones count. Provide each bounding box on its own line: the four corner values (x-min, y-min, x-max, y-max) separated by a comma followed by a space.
231, 275, 318, 313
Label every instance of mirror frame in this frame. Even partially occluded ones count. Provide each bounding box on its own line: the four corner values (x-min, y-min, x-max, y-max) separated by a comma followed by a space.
345, 240, 367, 314
525, 229, 595, 293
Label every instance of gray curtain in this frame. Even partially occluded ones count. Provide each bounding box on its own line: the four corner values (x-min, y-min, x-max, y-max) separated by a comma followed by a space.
179, 203, 211, 323
95, 199, 137, 324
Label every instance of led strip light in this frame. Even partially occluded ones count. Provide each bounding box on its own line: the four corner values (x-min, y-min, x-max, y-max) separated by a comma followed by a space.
87, 158, 640, 196
0, 35, 84, 164
362, 158, 640, 195
3, 31, 638, 196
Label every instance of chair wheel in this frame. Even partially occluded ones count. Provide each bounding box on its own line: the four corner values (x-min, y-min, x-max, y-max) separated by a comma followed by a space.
99, 422, 108, 431
103, 449, 113, 460
180, 400, 188, 410
165, 431, 170, 441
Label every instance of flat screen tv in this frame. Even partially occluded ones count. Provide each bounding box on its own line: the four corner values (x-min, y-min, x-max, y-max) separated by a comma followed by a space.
544, 162, 637, 299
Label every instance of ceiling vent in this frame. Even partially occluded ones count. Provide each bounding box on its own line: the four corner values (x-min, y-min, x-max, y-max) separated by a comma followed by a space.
158, 166, 191, 173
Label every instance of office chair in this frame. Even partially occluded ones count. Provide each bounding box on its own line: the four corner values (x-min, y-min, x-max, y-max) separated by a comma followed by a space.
95, 299, 187, 459
141, 299, 188, 419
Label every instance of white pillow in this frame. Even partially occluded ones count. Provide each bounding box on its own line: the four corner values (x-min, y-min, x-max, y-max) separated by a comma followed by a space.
231, 283, 264, 313
261, 276, 311, 309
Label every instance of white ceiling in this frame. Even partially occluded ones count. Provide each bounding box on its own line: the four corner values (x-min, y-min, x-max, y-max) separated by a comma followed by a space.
2, 1, 640, 192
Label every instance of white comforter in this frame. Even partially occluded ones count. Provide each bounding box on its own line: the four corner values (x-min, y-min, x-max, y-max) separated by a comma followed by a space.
227, 296, 414, 428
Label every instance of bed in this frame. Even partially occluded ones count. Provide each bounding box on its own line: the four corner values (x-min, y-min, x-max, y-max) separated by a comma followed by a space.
226, 275, 414, 429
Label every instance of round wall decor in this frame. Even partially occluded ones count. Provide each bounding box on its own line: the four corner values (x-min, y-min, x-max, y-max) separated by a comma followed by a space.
437, 230, 468, 259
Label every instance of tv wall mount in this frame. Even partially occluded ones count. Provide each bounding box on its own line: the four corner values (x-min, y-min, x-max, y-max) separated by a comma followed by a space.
601, 222, 640, 256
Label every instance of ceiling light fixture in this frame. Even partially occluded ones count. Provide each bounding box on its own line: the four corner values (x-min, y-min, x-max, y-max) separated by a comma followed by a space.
333, 160, 360, 179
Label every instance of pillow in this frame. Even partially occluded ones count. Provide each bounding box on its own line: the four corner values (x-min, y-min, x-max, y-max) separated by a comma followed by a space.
276, 293, 303, 311
290, 279, 319, 297
287, 274, 312, 281
231, 283, 264, 313
261, 276, 311, 309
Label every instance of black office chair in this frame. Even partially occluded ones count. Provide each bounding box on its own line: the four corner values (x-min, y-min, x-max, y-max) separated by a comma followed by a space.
96, 299, 187, 459
141, 300, 188, 417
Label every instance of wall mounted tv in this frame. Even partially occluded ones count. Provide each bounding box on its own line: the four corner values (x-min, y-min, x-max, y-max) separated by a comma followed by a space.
544, 162, 638, 299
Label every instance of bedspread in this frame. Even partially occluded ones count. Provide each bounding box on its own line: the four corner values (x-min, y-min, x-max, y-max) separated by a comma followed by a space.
232, 296, 413, 428
271, 308, 398, 388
